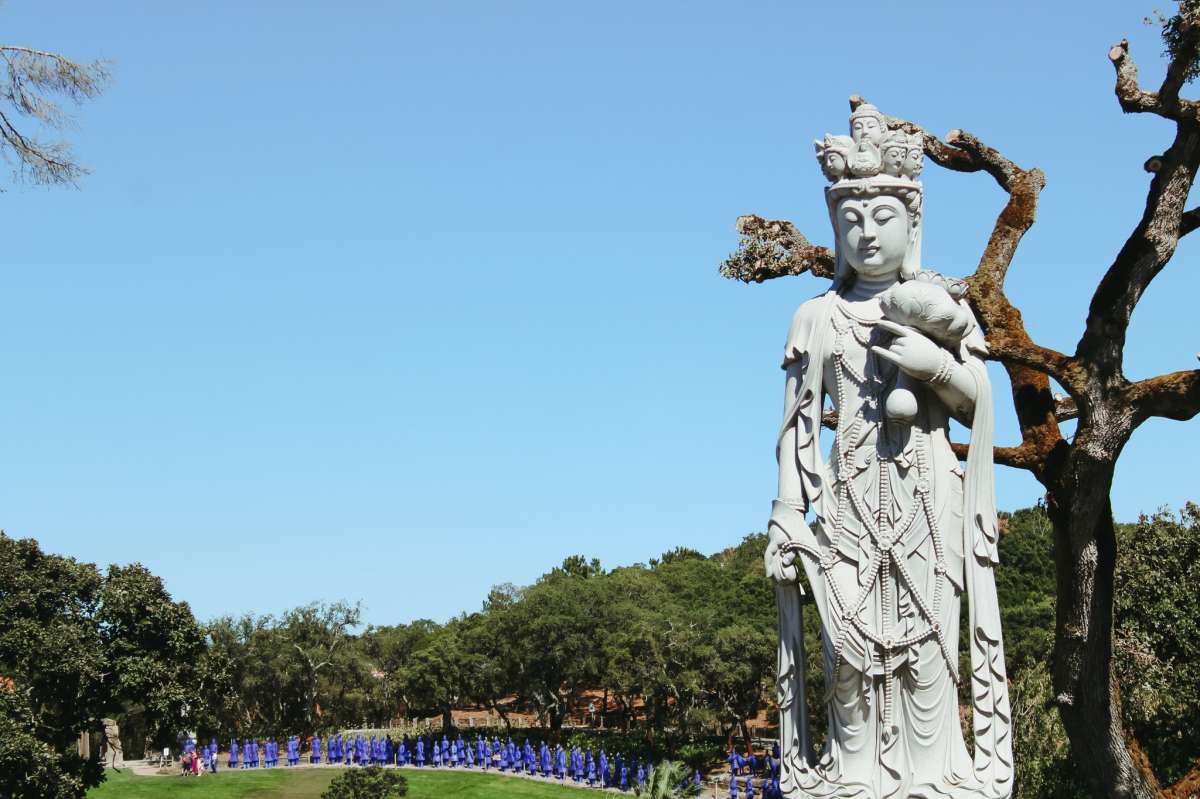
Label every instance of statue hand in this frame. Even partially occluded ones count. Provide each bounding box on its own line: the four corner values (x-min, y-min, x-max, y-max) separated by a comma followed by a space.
765, 523, 801, 585
872, 319, 944, 381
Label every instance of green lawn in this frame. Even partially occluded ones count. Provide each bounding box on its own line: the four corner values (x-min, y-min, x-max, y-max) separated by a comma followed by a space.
89, 767, 590, 798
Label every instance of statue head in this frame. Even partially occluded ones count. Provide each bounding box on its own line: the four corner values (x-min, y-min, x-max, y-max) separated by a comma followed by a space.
902, 132, 924, 178
880, 131, 908, 177
849, 103, 886, 146
814, 134, 853, 180
816, 102, 924, 283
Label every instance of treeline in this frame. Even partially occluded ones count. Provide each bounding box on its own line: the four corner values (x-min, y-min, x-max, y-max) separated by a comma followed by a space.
200, 540, 777, 746
4, 504, 1197, 799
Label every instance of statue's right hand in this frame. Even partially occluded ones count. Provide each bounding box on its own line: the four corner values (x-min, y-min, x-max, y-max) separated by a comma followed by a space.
765, 523, 800, 584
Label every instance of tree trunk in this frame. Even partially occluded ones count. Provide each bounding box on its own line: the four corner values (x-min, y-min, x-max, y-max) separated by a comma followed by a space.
441, 708, 453, 733
549, 704, 562, 732
738, 719, 753, 753
1046, 438, 1158, 799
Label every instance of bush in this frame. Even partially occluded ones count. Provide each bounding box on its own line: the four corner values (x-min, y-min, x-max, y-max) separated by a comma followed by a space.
1009, 662, 1086, 799
321, 766, 407, 799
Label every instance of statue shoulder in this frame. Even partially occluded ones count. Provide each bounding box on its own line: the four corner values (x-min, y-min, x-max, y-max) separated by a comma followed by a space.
783, 291, 837, 368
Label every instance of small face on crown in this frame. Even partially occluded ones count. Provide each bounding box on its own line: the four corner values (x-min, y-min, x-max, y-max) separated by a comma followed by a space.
902, 134, 924, 178
880, 131, 908, 178
850, 104, 886, 146
815, 135, 854, 181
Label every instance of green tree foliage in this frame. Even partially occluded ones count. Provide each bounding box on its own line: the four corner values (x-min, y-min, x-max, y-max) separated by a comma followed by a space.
0, 533, 205, 797
321, 765, 408, 799
1112, 504, 1200, 786
205, 601, 369, 737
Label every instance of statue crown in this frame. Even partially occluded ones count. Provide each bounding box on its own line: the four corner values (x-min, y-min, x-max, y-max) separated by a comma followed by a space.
814, 102, 924, 189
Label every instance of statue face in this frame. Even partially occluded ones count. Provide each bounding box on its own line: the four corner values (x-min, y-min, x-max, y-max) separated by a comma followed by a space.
823, 150, 847, 178
903, 147, 923, 176
835, 194, 910, 279
851, 115, 883, 145
882, 145, 905, 176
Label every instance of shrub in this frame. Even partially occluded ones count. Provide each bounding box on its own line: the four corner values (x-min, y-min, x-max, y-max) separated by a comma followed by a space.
321, 766, 408, 799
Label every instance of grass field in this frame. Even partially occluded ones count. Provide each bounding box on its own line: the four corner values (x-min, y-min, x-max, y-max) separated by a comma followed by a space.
88, 767, 589, 798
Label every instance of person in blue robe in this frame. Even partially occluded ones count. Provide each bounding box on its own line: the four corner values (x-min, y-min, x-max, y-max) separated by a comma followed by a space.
695, 769, 703, 790
312, 735, 322, 765
457, 736, 465, 766
556, 745, 566, 780
416, 737, 426, 767
599, 751, 608, 787
450, 738, 459, 767
730, 774, 740, 799
771, 776, 781, 798
614, 752, 624, 780
476, 736, 485, 770
748, 750, 758, 774
432, 741, 441, 767
465, 741, 474, 768
586, 750, 596, 787
398, 739, 408, 766
229, 738, 239, 770
574, 748, 584, 783
499, 741, 509, 771
620, 764, 629, 791
636, 761, 646, 790
745, 774, 756, 798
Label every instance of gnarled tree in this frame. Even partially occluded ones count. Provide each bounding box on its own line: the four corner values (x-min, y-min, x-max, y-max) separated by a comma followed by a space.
718, 8, 1200, 798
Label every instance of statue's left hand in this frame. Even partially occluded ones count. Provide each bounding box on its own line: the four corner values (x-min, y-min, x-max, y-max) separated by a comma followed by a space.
871, 319, 944, 381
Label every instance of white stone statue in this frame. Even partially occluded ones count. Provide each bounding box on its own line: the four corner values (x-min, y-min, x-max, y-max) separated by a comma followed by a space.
767, 104, 1013, 799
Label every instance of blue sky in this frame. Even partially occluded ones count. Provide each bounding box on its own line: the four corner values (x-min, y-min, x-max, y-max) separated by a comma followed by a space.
0, 1, 1196, 626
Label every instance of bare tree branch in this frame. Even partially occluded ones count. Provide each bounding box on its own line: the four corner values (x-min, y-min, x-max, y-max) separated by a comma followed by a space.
0, 43, 109, 186
1181, 206, 1200, 237
1108, 39, 1200, 120
1128, 368, 1200, 424
1077, 43, 1200, 378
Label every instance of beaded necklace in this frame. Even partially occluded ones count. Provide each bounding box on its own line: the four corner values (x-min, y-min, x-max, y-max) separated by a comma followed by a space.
792, 297, 956, 739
